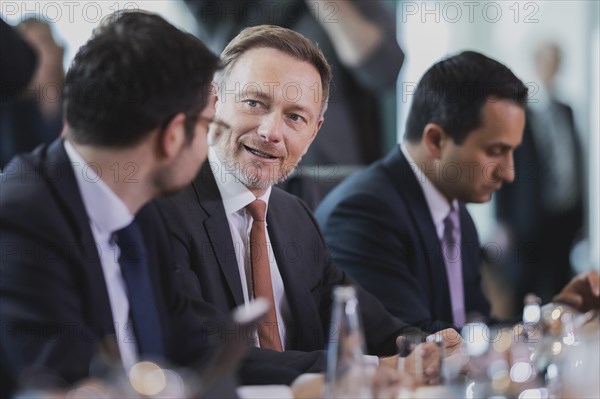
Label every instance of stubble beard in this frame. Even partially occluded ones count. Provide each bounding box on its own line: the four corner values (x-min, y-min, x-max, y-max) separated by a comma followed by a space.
214, 142, 300, 190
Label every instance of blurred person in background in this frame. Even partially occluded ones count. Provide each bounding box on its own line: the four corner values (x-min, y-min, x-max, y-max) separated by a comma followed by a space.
0, 18, 37, 104
184, 0, 404, 207
495, 42, 585, 314
0, 18, 64, 168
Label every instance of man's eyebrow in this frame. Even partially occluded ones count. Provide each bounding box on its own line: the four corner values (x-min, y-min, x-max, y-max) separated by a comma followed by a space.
288, 104, 315, 119
239, 88, 317, 118
240, 88, 271, 102
489, 142, 517, 151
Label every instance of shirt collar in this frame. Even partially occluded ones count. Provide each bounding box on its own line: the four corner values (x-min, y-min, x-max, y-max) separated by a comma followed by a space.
208, 147, 272, 216
401, 145, 459, 238
64, 140, 133, 235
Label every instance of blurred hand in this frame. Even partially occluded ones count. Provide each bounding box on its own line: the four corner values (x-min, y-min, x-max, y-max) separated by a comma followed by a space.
427, 328, 463, 356
378, 354, 398, 370
290, 365, 407, 399
395, 337, 441, 386
291, 373, 324, 399
553, 270, 600, 312
371, 363, 405, 399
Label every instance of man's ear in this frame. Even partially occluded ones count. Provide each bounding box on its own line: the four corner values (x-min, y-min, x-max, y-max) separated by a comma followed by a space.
422, 123, 450, 160
211, 81, 221, 112
159, 113, 187, 160
302, 116, 324, 155
310, 116, 324, 143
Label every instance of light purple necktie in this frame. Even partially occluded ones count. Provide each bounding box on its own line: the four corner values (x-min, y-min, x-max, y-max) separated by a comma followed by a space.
442, 207, 466, 327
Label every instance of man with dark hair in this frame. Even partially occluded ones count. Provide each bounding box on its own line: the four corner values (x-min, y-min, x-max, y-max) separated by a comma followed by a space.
316, 51, 528, 332
156, 25, 456, 390
0, 11, 226, 397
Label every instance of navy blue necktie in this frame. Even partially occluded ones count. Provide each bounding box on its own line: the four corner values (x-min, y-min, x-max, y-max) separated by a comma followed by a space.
116, 221, 164, 359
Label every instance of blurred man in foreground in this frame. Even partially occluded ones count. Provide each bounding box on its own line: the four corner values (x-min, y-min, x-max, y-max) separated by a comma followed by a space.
0, 11, 269, 397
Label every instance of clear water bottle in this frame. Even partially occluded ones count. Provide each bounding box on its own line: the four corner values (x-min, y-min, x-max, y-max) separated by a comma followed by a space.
325, 286, 373, 399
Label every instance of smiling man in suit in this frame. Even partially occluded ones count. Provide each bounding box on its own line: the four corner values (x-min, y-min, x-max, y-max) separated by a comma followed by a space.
0, 11, 231, 397
316, 51, 528, 332
156, 25, 456, 387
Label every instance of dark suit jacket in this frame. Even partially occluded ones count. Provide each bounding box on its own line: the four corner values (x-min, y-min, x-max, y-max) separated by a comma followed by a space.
0, 140, 293, 397
155, 161, 411, 374
315, 147, 491, 333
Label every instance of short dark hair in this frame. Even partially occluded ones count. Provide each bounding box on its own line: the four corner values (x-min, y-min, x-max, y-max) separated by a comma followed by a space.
404, 51, 528, 144
64, 11, 221, 147
216, 25, 332, 114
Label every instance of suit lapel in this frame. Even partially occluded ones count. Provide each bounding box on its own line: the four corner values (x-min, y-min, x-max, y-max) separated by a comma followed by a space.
191, 163, 244, 306
43, 139, 115, 333
458, 203, 475, 274
382, 147, 453, 320
266, 193, 324, 350
458, 203, 487, 315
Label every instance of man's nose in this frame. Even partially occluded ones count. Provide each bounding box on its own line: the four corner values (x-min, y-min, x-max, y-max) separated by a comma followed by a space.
499, 152, 516, 183
256, 113, 284, 143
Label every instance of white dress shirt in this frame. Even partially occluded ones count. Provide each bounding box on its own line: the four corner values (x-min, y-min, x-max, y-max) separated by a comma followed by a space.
208, 148, 288, 349
64, 140, 138, 370
401, 146, 460, 239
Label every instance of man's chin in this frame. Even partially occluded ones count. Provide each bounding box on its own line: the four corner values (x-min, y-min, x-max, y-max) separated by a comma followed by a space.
242, 163, 298, 190
243, 172, 291, 192
159, 183, 188, 198
473, 192, 493, 203
458, 191, 493, 204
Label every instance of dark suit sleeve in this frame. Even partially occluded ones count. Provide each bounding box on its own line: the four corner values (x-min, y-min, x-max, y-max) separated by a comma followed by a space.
295, 197, 411, 356
0, 229, 98, 394
321, 191, 455, 333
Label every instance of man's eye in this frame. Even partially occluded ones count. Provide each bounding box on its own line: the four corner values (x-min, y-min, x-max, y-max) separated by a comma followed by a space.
289, 113, 306, 123
246, 100, 258, 107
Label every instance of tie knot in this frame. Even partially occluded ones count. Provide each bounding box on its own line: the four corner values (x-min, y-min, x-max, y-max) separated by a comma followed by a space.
444, 205, 457, 222
443, 207, 456, 240
246, 199, 267, 222
115, 221, 145, 262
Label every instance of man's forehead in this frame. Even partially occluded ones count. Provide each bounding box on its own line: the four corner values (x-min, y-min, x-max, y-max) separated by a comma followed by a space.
223, 70, 323, 107
229, 48, 320, 81
466, 100, 525, 144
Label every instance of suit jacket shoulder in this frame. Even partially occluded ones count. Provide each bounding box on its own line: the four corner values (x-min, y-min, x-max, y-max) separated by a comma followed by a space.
1, 141, 118, 395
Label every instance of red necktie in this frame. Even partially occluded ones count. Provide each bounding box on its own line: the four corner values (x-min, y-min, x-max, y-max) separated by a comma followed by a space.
246, 199, 283, 351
